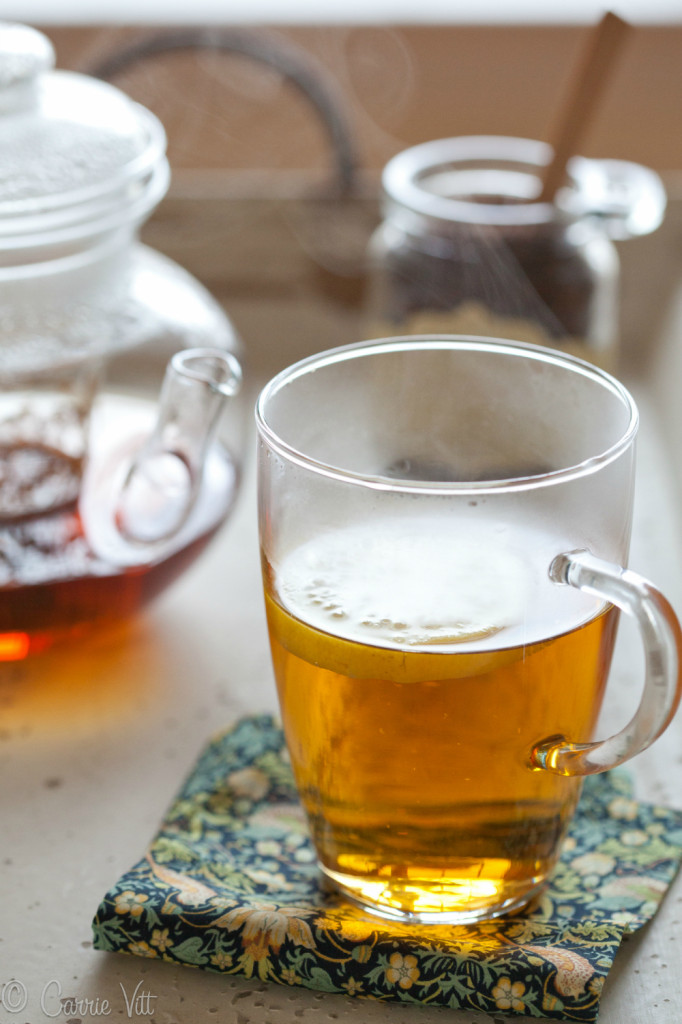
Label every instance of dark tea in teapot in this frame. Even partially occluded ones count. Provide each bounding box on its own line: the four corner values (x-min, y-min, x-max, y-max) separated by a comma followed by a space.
0, 388, 239, 660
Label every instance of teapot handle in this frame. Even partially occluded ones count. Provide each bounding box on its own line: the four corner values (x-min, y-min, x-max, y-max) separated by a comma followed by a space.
115, 348, 242, 545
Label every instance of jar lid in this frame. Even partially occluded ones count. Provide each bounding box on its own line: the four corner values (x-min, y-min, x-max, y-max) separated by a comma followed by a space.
0, 22, 169, 252
382, 136, 666, 239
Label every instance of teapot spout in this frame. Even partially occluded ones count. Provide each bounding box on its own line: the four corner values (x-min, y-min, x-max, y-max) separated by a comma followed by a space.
116, 348, 242, 544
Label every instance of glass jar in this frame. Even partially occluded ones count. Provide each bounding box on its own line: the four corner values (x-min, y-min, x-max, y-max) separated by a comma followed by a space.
0, 23, 244, 658
366, 136, 667, 372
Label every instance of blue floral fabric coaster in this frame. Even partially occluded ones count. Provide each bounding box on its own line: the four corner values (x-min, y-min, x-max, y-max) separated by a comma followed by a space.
92, 715, 682, 1021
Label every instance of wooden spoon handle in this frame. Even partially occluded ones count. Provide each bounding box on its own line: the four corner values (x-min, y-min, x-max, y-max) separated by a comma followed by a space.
539, 12, 631, 203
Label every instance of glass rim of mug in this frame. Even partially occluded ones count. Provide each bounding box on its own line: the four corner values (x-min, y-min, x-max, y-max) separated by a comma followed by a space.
255, 335, 639, 496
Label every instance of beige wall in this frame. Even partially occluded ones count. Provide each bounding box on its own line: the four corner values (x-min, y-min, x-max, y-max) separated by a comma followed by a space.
41, 23, 682, 177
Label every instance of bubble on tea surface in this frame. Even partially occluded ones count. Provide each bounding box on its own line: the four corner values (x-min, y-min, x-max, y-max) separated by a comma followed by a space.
277, 517, 529, 649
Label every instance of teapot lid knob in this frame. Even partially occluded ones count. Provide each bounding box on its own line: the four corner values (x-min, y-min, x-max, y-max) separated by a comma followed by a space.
0, 21, 168, 231
0, 22, 54, 113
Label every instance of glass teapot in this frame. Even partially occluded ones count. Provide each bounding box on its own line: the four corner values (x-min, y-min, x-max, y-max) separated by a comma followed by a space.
0, 23, 244, 659
366, 135, 667, 372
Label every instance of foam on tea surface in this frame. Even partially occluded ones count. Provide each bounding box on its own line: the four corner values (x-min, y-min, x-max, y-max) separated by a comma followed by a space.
276, 515, 599, 653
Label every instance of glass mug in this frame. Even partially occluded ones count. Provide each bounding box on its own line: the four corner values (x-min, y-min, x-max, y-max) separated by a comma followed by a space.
256, 336, 682, 923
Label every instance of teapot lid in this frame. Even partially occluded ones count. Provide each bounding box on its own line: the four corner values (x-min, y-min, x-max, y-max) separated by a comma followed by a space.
0, 22, 169, 249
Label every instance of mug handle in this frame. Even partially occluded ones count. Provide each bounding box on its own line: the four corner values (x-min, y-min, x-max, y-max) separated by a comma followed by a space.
531, 549, 682, 777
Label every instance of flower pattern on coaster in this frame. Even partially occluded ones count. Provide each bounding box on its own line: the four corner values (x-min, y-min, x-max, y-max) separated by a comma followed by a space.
92, 715, 682, 1021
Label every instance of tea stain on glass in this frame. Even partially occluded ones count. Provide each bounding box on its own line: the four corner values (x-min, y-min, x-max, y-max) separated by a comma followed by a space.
0, 444, 83, 520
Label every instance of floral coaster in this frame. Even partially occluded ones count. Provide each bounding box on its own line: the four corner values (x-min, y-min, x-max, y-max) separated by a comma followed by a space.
92, 715, 682, 1021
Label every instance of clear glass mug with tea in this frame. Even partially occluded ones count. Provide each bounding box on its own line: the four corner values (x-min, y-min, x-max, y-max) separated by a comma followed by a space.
0, 24, 243, 658
256, 335, 682, 923
366, 135, 667, 372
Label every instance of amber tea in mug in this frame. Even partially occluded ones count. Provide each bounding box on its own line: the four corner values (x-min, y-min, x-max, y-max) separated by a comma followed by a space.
256, 337, 682, 923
